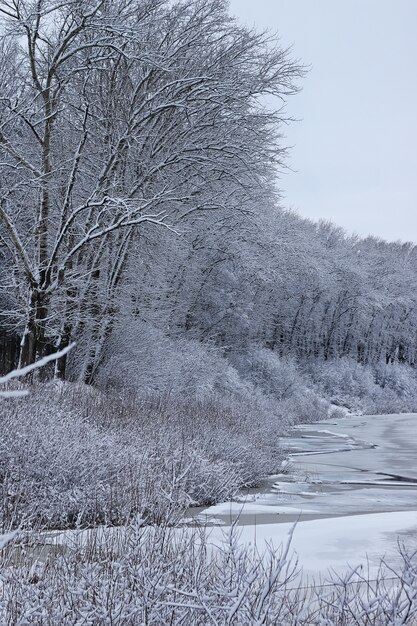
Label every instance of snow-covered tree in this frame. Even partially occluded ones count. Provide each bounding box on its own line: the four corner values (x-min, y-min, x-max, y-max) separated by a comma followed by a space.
0, 0, 302, 378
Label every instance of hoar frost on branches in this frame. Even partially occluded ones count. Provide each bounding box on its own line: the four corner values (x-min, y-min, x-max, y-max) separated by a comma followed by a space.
0, 0, 303, 380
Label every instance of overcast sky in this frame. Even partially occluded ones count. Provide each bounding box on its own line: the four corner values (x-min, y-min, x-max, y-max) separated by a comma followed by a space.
229, 0, 417, 243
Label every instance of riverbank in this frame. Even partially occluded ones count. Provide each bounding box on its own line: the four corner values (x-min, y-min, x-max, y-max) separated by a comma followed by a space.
2, 412, 417, 623
191, 413, 417, 577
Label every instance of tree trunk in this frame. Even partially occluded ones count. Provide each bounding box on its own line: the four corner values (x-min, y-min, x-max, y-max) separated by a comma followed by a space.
19, 289, 49, 375
54, 322, 73, 380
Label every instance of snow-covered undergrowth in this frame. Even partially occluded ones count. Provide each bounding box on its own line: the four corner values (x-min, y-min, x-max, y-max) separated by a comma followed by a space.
230, 348, 417, 416
307, 357, 417, 414
0, 383, 291, 531
1, 524, 416, 625
98, 333, 341, 425
98, 329, 417, 417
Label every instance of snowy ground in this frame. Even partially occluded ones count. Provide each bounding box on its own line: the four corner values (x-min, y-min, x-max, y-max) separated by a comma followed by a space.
205, 511, 417, 580
191, 413, 417, 577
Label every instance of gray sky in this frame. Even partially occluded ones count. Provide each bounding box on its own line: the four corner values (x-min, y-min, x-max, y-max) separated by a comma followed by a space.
229, 0, 417, 243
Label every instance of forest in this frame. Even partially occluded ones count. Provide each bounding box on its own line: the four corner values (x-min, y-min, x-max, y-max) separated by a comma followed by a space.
1, 0, 417, 624
1, 0, 416, 405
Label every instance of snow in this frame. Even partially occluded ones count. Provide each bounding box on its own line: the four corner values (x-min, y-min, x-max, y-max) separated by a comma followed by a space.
195, 501, 318, 519
206, 510, 417, 579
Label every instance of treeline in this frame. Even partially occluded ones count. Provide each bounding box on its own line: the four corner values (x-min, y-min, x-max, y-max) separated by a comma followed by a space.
93, 205, 417, 386
160, 210, 417, 367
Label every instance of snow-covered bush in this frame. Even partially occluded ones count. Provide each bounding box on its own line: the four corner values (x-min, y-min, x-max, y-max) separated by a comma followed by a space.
100, 327, 347, 429
1, 525, 416, 625
279, 389, 337, 425
374, 362, 417, 411
96, 321, 252, 400
230, 348, 338, 424
0, 383, 285, 531
306, 358, 377, 413
231, 349, 303, 401
305, 358, 417, 414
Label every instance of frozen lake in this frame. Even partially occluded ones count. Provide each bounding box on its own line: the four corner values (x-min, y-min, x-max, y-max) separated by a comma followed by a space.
197, 413, 417, 523
193, 413, 417, 576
